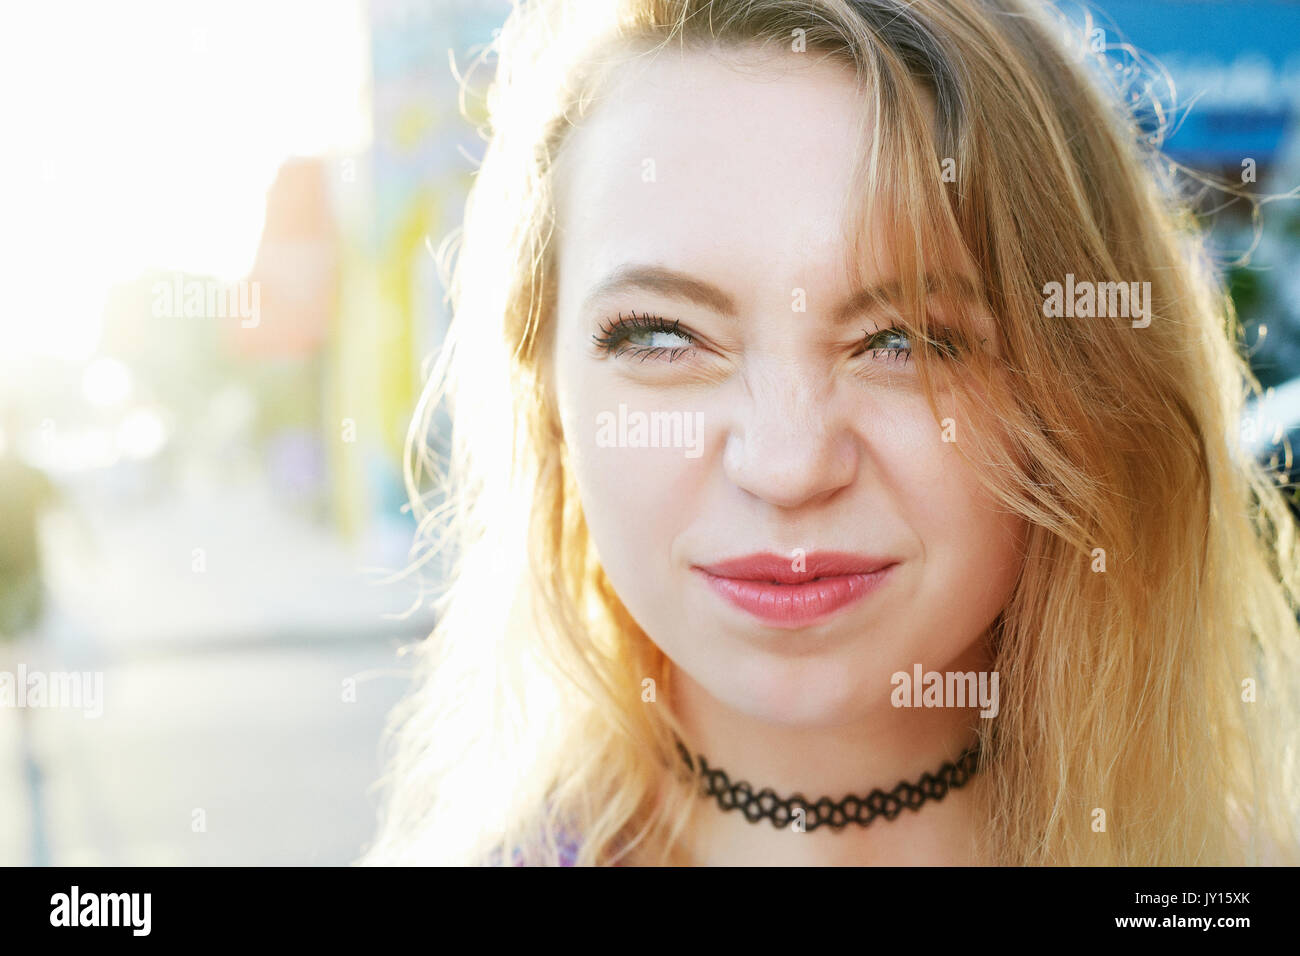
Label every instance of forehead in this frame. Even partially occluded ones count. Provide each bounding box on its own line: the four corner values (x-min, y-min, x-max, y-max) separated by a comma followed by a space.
550, 44, 987, 335
553, 45, 870, 282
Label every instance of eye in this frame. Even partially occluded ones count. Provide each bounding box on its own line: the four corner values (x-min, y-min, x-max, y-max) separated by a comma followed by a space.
592, 311, 696, 362
855, 324, 962, 364
858, 325, 913, 363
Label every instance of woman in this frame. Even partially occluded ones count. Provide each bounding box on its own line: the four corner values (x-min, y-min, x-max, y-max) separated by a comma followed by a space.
363, 0, 1300, 865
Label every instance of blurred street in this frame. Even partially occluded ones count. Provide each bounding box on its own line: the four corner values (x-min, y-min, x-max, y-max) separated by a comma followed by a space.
0, 0, 496, 868
5, 642, 415, 866
0, 479, 430, 866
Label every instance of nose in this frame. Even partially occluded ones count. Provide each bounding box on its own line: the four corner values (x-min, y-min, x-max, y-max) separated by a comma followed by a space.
722, 372, 859, 509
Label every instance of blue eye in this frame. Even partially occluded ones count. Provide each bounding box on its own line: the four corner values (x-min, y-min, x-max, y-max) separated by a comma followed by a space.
861, 326, 913, 362
593, 312, 695, 362
857, 325, 961, 363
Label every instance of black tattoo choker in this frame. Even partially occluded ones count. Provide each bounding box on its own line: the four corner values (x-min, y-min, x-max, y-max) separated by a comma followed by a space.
673, 735, 982, 832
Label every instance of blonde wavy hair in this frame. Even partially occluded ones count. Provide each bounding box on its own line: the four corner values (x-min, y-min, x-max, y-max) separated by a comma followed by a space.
362, 0, 1300, 865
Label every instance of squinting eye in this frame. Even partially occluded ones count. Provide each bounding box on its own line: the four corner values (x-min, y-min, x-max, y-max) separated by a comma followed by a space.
592, 311, 696, 362
857, 325, 961, 363
858, 326, 915, 363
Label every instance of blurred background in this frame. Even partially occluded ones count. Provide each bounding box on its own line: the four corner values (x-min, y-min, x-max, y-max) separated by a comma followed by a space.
0, 0, 1297, 866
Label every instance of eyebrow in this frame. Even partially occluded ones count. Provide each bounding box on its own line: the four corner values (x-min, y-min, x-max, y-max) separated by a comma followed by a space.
580, 263, 981, 325
831, 274, 982, 325
581, 264, 739, 317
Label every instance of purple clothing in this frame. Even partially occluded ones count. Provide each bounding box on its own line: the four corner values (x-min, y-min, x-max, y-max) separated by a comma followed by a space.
492, 828, 581, 866
514, 835, 579, 867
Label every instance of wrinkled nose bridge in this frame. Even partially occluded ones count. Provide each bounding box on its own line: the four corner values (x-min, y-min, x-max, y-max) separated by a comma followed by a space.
745, 357, 836, 427
724, 366, 855, 506
748, 372, 825, 441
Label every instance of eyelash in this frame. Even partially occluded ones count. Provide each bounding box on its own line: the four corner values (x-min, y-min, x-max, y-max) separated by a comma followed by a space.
855, 325, 915, 364
854, 323, 962, 364
592, 312, 959, 364
592, 311, 696, 362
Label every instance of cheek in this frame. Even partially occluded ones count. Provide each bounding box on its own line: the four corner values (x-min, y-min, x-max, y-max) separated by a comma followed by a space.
893, 411, 1025, 619
553, 358, 703, 613
575, 444, 691, 577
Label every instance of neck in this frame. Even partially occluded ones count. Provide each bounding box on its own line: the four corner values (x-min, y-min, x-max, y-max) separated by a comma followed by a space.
669, 642, 992, 866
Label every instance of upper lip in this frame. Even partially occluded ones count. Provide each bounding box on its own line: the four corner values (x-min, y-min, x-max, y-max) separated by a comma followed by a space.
693, 551, 898, 584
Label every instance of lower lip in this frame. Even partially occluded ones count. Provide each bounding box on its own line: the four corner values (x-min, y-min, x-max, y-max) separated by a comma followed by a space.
695, 565, 896, 629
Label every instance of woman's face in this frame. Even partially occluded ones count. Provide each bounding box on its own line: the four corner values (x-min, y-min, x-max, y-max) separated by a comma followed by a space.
549, 45, 1025, 727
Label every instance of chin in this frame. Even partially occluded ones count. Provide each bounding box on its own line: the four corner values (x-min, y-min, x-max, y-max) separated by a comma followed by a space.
711, 657, 871, 728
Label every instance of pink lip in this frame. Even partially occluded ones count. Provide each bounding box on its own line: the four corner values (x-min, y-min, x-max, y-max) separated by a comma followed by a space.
692, 551, 898, 629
